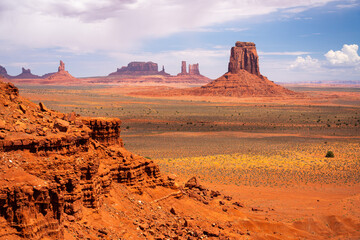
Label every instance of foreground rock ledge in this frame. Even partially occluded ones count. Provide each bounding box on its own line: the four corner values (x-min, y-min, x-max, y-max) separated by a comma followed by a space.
0, 77, 167, 239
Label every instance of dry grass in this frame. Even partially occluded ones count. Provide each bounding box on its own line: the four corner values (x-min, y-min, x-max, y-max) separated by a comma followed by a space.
155, 141, 360, 187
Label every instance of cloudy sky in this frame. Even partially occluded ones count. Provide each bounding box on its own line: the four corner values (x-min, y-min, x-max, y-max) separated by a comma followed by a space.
0, 0, 359, 82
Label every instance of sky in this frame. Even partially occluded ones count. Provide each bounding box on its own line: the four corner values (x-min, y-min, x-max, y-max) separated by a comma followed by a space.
0, 0, 360, 82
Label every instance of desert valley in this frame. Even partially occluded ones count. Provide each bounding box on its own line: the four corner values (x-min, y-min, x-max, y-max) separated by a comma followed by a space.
0, 39, 359, 240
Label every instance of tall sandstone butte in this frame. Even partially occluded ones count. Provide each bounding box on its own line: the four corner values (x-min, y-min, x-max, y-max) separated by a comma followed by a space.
181, 61, 187, 74
196, 41, 297, 97
45, 60, 77, 83
229, 42, 260, 76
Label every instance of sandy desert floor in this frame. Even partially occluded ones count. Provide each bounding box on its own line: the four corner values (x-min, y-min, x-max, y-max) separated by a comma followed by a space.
16, 83, 360, 238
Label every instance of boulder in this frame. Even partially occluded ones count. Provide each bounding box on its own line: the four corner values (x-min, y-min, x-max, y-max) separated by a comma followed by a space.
185, 177, 200, 189
54, 118, 69, 132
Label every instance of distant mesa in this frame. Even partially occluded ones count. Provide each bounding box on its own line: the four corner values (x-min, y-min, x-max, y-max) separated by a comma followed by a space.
1, 61, 77, 85
109, 61, 170, 76
12, 68, 41, 79
0, 65, 40, 79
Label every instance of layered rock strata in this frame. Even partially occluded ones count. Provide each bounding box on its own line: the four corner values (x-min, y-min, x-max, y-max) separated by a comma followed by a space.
229, 41, 260, 76
0, 76, 166, 238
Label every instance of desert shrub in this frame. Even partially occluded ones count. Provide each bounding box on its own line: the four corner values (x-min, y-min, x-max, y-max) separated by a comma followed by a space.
325, 151, 334, 158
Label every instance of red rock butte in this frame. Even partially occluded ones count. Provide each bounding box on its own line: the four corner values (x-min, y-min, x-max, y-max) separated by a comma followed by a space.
196, 41, 297, 97
229, 42, 260, 76
45, 60, 77, 83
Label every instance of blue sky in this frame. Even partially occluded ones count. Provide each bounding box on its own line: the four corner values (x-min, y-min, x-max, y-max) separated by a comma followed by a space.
0, 0, 359, 82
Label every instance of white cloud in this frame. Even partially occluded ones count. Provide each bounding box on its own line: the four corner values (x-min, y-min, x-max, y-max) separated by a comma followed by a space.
224, 27, 248, 32
336, 2, 359, 8
0, 0, 338, 54
259, 51, 311, 56
290, 55, 320, 69
324, 44, 360, 66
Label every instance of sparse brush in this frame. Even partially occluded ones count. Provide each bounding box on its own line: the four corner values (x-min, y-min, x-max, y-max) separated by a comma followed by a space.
325, 151, 334, 158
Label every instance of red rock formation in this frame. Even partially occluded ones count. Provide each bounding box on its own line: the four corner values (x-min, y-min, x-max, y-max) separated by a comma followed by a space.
136, 42, 298, 97
229, 41, 260, 76
181, 61, 187, 74
178, 61, 201, 76
109, 62, 170, 76
196, 70, 295, 97
189, 63, 200, 75
0, 65, 11, 79
195, 41, 297, 96
12, 68, 41, 79
0, 79, 166, 238
58, 60, 65, 72
44, 60, 77, 83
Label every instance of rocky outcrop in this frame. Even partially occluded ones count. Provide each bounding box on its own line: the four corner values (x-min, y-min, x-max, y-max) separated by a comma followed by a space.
0, 65, 11, 79
0, 178, 64, 239
81, 117, 122, 146
0, 79, 166, 238
12, 68, 41, 79
109, 62, 170, 76
229, 41, 260, 76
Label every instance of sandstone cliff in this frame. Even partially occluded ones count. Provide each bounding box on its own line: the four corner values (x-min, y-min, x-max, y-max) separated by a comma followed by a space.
228, 41, 260, 76
0, 76, 166, 239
